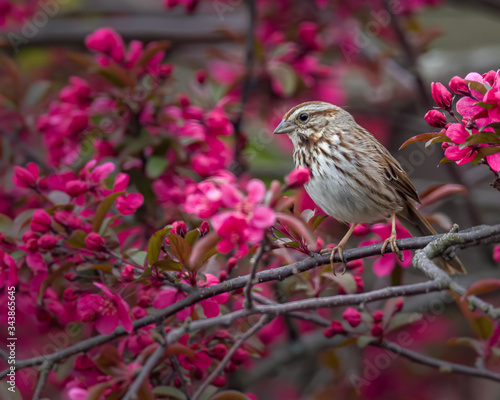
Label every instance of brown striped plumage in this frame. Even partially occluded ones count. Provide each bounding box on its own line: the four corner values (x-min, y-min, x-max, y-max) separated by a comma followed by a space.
274, 101, 465, 274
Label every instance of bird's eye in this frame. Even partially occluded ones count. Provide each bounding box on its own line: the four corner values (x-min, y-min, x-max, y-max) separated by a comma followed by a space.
299, 113, 309, 122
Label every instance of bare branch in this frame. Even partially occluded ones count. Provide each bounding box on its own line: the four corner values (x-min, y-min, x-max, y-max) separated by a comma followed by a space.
32, 360, 53, 400
3, 224, 500, 380
191, 315, 272, 400
244, 240, 266, 309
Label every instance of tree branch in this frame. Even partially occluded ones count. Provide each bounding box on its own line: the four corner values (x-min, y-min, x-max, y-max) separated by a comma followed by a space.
191, 315, 272, 400
376, 340, 500, 382
3, 224, 500, 380
244, 240, 266, 309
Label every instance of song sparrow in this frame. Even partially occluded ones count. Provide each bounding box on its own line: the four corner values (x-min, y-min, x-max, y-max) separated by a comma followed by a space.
274, 101, 465, 274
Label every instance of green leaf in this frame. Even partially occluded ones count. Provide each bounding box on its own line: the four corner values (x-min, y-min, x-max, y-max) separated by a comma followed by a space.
147, 228, 171, 265
66, 229, 88, 248
268, 63, 297, 97
208, 391, 252, 400
471, 316, 493, 339
92, 191, 124, 233
185, 229, 200, 246
153, 258, 183, 271
463, 131, 500, 147
129, 250, 147, 266
168, 234, 192, 266
356, 335, 375, 348
425, 136, 451, 147
438, 157, 453, 166
399, 132, 445, 150
471, 146, 500, 165
388, 313, 421, 332
467, 81, 488, 96
322, 272, 357, 294
152, 386, 187, 400
24, 80, 51, 108
37, 261, 74, 305
146, 155, 168, 179
0, 213, 13, 235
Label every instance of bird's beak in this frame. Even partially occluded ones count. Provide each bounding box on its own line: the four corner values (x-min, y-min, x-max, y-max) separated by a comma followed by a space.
273, 120, 295, 135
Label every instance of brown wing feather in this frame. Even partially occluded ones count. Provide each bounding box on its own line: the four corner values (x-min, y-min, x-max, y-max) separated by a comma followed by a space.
376, 143, 420, 203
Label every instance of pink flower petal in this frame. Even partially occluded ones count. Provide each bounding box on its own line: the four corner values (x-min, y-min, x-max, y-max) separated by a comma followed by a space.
94, 282, 114, 298
446, 123, 469, 144
251, 206, 276, 229
246, 179, 266, 204
373, 255, 396, 277
200, 299, 220, 318
487, 153, 500, 172
95, 310, 120, 335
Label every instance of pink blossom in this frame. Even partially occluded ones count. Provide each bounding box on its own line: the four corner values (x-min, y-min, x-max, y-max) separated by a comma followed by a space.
85, 233, 105, 250
12, 163, 39, 188
184, 181, 224, 218
211, 180, 275, 256
171, 221, 187, 237
77, 282, 133, 335
85, 27, 125, 63
448, 76, 469, 95
373, 310, 384, 323
323, 320, 345, 338
38, 235, 58, 250
30, 209, 52, 233
65, 180, 88, 197
371, 323, 384, 337
154, 288, 192, 320
198, 274, 228, 318
113, 173, 130, 192
342, 307, 361, 328
370, 222, 412, 277
431, 82, 452, 110
205, 107, 234, 136
285, 167, 311, 188
116, 193, 144, 215
59, 76, 92, 107
0, 250, 18, 288
179, 120, 206, 141
424, 110, 446, 128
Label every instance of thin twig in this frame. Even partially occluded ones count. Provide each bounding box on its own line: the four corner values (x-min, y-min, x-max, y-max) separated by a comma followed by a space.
32, 360, 53, 400
170, 355, 191, 400
377, 340, 500, 382
244, 240, 266, 309
191, 315, 272, 400
231, 0, 256, 175
122, 343, 166, 400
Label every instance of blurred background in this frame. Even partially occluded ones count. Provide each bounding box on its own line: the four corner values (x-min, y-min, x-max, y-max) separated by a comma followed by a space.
1, 0, 500, 399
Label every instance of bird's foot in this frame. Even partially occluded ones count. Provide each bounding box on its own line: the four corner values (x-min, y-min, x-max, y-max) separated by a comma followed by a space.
381, 233, 403, 261
321, 245, 347, 275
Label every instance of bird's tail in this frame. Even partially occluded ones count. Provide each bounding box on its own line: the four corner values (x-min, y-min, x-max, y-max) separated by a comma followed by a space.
397, 202, 466, 274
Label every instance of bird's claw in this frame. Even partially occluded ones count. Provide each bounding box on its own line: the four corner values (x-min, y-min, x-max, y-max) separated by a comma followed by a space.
381, 234, 403, 261
321, 246, 347, 275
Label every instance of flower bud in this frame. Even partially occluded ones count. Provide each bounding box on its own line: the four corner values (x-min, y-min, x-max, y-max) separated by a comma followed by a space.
373, 310, 384, 324
371, 323, 384, 337
171, 221, 187, 237
65, 180, 88, 197
323, 320, 345, 338
196, 69, 206, 84
285, 167, 311, 188
31, 210, 52, 233
212, 376, 227, 387
394, 299, 404, 312
199, 220, 210, 237
211, 344, 228, 360
85, 232, 105, 250
431, 82, 452, 110
12, 163, 39, 188
121, 264, 135, 281
63, 287, 78, 302
342, 307, 361, 328
38, 234, 58, 250
448, 76, 469, 95
424, 110, 447, 128
231, 348, 249, 365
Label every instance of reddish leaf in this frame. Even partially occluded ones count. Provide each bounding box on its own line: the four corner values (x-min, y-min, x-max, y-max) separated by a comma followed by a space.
134, 41, 171, 70
399, 132, 445, 150
188, 231, 220, 271
462, 279, 500, 299
168, 234, 192, 266
153, 258, 182, 272
419, 184, 467, 208
471, 316, 494, 339
275, 212, 315, 247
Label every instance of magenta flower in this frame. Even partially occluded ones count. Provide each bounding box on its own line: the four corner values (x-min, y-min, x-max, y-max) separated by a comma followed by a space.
323, 320, 345, 338
184, 181, 224, 219
154, 288, 192, 321
198, 274, 229, 318
85, 27, 125, 63
205, 107, 234, 136
0, 250, 18, 288
285, 167, 311, 188
424, 110, 446, 128
448, 76, 469, 95
77, 282, 133, 335
211, 180, 275, 256
431, 82, 452, 110
342, 307, 361, 328
12, 162, 39, 188
85, 232, 105, 250
30, 209, 52, 233
370, 222, 412, 277
116, 192, 144, 215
